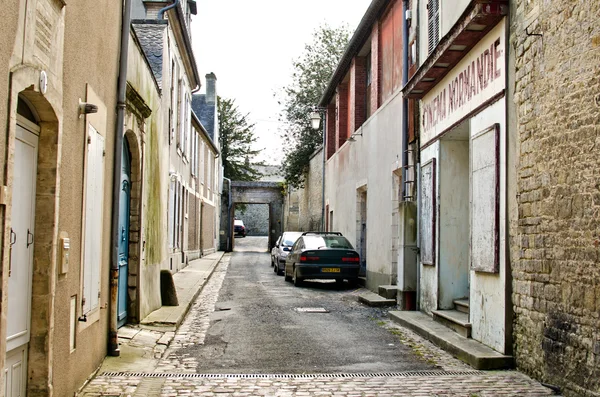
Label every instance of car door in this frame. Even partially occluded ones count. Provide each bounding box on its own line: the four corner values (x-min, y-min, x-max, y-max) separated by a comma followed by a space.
272, 236, 281, 263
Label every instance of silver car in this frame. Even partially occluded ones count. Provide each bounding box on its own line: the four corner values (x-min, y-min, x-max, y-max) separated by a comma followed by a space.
271, 232, 303, 275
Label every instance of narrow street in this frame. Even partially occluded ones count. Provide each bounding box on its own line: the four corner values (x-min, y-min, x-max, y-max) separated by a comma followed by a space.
81, 238, 557, 396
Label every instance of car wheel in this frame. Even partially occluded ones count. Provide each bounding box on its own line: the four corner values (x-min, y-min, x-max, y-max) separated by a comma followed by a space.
273, 263, 278, 273
284, 266, 292, 282
293, 267, 303, 287
276, 264, 283, 276
347, 278, 358, 288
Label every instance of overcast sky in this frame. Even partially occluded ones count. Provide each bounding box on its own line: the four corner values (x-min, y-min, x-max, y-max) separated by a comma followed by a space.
191, 0, 372, 164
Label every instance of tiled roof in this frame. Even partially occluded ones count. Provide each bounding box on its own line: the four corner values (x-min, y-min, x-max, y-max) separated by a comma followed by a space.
192, 94, 216, 141
133, 22, 166, 91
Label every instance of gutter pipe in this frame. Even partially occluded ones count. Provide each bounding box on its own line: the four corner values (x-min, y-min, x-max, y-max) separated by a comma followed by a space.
321, 113, 326, 231
158, 0, 179, 20
109, 0, 132, 356
223, 177, 232, 252
401, 0, 409, 200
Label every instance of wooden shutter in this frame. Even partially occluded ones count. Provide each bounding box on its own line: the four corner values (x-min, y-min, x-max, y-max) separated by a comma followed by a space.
420, 158, 436, 266
428, 0, 440, 54
83, 125, 105, 314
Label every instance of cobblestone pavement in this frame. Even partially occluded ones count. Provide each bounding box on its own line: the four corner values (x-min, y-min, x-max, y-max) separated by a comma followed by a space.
80, 253, 558, 396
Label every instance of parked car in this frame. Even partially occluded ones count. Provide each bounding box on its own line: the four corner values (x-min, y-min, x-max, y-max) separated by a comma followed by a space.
234, 219, 246, 237
271, 231, 303, 275
284, 232, 360, 287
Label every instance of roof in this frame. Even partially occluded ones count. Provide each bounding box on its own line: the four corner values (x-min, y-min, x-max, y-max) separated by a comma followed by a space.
318, 0, 390, 107
132, 21, 167, 91
192, 94, 216, 140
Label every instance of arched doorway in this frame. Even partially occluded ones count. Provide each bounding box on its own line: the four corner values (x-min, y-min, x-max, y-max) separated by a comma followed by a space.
117, 139, 132, 328
5, 97, 40, 396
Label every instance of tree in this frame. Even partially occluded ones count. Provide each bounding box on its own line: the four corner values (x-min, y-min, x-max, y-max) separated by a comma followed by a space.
218, 96, 263, 181
278, 24, 351, 188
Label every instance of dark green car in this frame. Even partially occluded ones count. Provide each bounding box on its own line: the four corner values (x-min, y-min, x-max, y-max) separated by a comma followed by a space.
284, 232, 360, 287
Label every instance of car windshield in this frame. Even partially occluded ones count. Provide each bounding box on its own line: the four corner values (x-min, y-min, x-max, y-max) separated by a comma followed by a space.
282, 232, 302, 246
303, 235, 353, 249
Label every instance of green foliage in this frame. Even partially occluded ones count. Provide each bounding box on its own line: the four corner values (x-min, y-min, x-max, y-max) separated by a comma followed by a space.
278, 24, 351, 188
218, 96, 263, 181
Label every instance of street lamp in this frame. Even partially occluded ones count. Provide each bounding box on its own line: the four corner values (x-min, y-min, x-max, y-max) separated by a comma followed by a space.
310, 108, 326, 232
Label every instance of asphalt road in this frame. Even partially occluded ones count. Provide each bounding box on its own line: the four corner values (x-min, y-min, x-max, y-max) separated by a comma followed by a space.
184, 236, 435, 374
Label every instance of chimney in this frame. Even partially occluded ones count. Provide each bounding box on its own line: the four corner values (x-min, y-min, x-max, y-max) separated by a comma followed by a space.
205, 73, 217, 104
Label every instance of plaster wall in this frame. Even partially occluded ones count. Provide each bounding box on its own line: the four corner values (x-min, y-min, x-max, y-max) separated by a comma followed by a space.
419, 142, 439, 314
38, 1, 120, 395
297, 149, 324, 232
126, 32, 166, 322
438, 139, 469, 309
325, 92, 403, 291
469, 99, 507, 354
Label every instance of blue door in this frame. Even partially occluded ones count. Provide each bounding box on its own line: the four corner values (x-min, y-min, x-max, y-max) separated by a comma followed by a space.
117, 141, 131, 328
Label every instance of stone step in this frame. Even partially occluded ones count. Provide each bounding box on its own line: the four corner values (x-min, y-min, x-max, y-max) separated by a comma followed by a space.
378, 285, 398, 299
453, 298, 470, 314
432, 309, 472, 338
388, 311, 513, 370
357, 290, 396, 307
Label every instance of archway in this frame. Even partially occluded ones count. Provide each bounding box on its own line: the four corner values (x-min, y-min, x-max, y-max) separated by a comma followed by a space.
221, 182, 284, 252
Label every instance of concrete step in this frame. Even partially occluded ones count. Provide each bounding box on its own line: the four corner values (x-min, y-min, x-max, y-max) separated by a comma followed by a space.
388, 311, 513, 370
454, 298, 470, 314
378, 285, 398, 299
357, 290, 396, 307
432, 309, 472, 338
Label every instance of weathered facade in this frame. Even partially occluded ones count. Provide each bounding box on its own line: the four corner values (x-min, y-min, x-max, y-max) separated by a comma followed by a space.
319, 0, 408, 289
509, 1, 600, 395
1, 1, 121, 395
283, 149, 323, 233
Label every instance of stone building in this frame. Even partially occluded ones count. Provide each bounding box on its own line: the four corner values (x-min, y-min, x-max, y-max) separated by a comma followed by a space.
283, 148, 324, 233
0, 1, 122, 395
509, 1, 600, 395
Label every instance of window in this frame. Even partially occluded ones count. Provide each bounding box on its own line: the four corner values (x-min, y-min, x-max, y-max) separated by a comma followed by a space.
178, 79, 185, 151
82, 124, 105, 314
184, 94, 191, 159
170, 61, 178, 144
191, 127, 198, 176
428, 0, 440, 54
168, 180, 175, 248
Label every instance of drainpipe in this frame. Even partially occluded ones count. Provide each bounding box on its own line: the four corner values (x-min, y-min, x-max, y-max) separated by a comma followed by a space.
321, 112, 326, 232
109, 0, 132, 357
223, 177, 232, 252
158, 0, 180, 20
401, 0, 409, 199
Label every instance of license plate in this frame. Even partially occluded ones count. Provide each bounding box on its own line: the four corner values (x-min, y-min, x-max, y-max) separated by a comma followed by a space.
321, 268, 341, 273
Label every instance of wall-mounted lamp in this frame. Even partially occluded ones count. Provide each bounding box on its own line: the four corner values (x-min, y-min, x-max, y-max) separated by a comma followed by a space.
310, 111, 322, 130
347, 132, 363, 142
78, 98, 98, 119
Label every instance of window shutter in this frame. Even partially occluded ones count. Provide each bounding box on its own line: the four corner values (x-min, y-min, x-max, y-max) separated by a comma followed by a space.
168, 180, 175, 248
428, 0, 440, 54
83, 126, 105, 314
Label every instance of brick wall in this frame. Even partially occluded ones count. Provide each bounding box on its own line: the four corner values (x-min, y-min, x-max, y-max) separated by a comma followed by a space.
370, 22, 382, 113
510, 1, 600, 395
326, 104, 336, 159
350, 57, 367, 134
336, 82, 349, 149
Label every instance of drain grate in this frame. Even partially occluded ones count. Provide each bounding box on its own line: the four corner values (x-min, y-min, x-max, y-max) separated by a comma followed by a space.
295, 307, 330, 313
100, 370, 481, 379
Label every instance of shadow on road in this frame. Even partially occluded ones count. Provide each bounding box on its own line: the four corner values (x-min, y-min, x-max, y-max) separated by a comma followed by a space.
233, 235, 269, 253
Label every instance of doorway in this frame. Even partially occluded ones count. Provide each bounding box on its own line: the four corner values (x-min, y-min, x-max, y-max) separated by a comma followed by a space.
5, 117, 39, 396
117, 140, 132, 328
438, 121, 470, 309
357, 188, 367, 277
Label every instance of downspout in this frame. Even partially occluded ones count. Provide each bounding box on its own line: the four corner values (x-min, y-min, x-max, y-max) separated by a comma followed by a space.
223, 177, 232, 252
321, 113, 326, 232
401, 0, 409, 200
158, 0, 180, 20
109, 0, 132, 357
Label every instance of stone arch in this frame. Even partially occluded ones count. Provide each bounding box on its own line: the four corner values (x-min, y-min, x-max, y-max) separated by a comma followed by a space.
226, 182, 284, 251
12, 85, 60, 396
123, 129, 143, 323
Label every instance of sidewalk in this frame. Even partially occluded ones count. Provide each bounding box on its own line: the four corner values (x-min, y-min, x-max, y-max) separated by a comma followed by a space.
97, 251, 225, 374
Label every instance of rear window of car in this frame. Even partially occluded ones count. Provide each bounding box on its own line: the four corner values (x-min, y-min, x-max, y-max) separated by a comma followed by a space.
303, 235, 354, 249
282, 232, 302, 246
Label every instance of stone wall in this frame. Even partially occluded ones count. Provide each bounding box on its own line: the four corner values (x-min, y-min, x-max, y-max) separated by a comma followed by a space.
510, 1, 600, 395
235, 204, 269, 236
